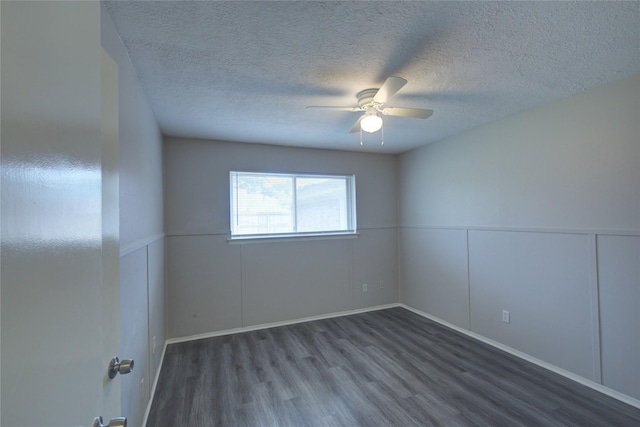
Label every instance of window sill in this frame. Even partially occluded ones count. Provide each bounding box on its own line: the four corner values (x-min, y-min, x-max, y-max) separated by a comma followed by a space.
227, 231, 359, 244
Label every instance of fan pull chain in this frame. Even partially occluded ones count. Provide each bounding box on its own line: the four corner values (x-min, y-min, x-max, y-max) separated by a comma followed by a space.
360, 127, 363, 145
381, 121, 384, 146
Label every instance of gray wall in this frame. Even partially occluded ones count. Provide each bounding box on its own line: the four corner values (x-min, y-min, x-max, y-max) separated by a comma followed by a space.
398, 73, 640, 399
164, 138, 398, 337
102, 7, 165, 427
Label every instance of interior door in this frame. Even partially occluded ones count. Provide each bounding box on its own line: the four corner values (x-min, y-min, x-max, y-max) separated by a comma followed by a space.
1, 2, 121, 426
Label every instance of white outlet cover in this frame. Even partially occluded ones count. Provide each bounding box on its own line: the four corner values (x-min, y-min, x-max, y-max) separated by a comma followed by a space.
502, 310, 510, 323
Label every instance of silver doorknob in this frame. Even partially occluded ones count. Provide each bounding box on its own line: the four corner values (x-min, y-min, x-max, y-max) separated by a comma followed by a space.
108, 356, 134, 379
93, 416, 127, 427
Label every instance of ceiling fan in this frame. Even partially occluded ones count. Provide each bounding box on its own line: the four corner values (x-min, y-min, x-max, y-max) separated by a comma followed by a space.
306, 76, 433, 134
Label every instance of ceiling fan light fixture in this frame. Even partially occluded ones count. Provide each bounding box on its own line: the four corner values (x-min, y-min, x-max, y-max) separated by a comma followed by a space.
360, 113, 383, 133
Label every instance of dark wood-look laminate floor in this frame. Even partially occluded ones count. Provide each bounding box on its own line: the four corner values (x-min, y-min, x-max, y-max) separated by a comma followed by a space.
146, 308, 640, 426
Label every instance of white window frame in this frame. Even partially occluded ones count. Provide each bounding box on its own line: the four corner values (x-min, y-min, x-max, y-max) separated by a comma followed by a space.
229, 171, 357, 241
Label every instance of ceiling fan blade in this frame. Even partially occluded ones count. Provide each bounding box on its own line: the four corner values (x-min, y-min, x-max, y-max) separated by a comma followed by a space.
349, 116, 364, 133
381, 107, 433, 119
306, 106, 361, 112
373, 76, 407, 104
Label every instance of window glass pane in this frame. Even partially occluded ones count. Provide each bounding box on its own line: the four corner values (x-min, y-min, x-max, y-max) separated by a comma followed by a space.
296, 177, 348, 232
230, 171, 355, 238
232, 173, 293, 235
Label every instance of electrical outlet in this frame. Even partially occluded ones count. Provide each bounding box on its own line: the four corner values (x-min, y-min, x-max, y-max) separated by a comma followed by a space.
362, 283, 368, 292
502, 310, 510, 324
379, 280, 384, 289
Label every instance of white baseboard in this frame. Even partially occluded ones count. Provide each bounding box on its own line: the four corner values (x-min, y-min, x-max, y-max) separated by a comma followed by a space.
399, 303, 640, 410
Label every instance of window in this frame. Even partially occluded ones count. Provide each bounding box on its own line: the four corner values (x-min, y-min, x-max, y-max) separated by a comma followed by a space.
230, 171, 356, 238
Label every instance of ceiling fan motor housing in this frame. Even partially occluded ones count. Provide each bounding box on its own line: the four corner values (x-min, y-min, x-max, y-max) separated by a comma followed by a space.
356, 88, 381, 110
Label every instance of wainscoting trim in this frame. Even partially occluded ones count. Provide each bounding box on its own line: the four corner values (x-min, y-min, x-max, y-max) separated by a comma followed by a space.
398, 225, 640, 237
120, 232, 165, 257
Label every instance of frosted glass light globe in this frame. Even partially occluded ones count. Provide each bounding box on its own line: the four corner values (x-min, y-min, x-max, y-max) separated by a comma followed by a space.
361, 114, 382, 133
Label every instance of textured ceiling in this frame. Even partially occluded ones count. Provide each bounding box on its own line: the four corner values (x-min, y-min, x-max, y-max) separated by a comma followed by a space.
104, 1, 640, 154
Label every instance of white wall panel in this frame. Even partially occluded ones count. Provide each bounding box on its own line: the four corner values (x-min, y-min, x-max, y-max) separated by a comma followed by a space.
598, 235, 640, 399
147, 238, 166, 380
119, 247, 150, 427
243, 239, 352, 326
468, 230, 595, 380
167, 235, 242, 336
352, 228, 398, 309
400, 228, 469, 328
